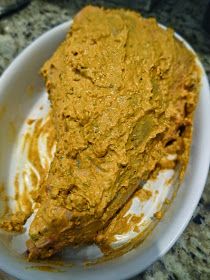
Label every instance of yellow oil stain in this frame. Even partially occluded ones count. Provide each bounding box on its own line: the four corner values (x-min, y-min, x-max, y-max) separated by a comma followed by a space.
19, 170, 33, 215
154, 210, 163, 220
21, 132, 31, 153
0, 105, 6, 120
27, 119, 36, 125
166, 176, 174, 186
29, 168, 39, 202
14, 173, 21, 212
27, 265, 64, 272
165, 198, 170, 205
8, 121, 17, 142
136, 188, 152, 202
26, 84, 35, 96
0, 183, 9, 217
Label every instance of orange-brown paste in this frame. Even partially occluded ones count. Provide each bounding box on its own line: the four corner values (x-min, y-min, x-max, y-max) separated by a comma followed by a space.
0, 6, 200, 261
27, 6, 200, 260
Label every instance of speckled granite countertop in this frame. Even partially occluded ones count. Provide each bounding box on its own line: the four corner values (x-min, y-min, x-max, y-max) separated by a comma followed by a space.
0, 0, 210, 279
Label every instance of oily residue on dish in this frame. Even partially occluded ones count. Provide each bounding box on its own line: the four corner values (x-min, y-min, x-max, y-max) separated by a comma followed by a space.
23, 116, 56, 203
97, 189, 152, 246
0, 183, 9, 218
0, 111, 175, 259
0, 113, 186, 261
8, 121, 17, 143
0, 105, 6, 120
27, 265, 64, 272
0, 114, 56, 232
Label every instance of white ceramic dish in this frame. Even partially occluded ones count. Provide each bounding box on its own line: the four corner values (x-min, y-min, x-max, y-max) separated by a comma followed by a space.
0, 21, 210, 280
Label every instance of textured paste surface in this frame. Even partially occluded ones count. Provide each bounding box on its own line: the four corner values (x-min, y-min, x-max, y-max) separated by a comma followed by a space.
11, 6, 199, 260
